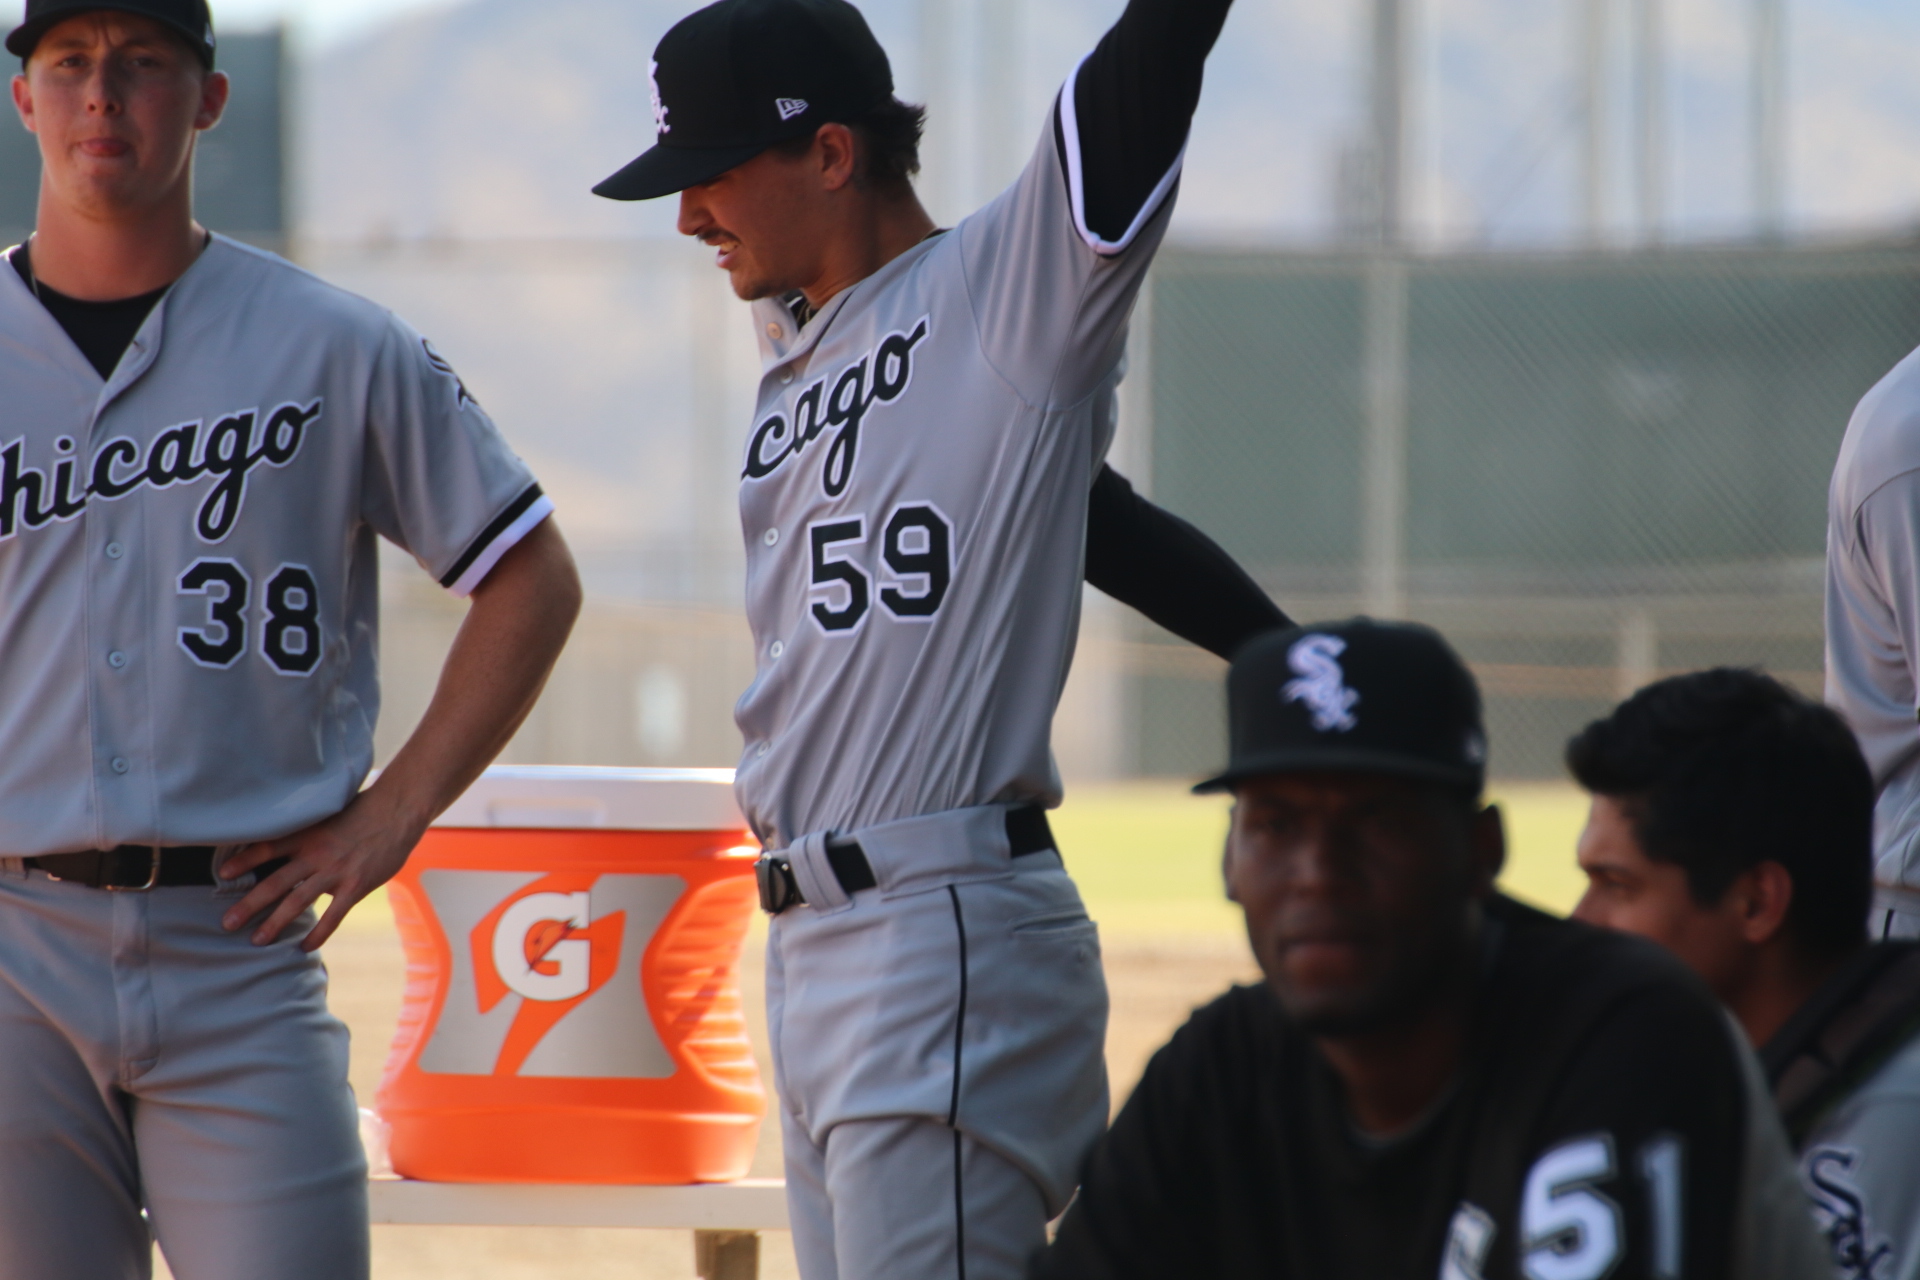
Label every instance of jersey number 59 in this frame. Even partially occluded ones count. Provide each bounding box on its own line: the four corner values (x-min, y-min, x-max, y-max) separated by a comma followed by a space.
808, 504, 953, 635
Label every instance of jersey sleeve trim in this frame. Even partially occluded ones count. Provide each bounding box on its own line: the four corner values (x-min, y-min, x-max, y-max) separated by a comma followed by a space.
440, 483, 551, 597
1056, 53, 1186, 258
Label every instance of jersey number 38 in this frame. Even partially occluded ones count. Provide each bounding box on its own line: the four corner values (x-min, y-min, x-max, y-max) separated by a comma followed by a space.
177, 557, 323, 675
807, 504, 953, 635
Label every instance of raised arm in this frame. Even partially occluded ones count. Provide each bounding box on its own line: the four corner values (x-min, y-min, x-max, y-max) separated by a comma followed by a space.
1085, 465, 1289, 659
1062, 0, 1237, 251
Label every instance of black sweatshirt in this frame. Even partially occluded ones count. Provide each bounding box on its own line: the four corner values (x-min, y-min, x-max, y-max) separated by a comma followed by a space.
1034, 897, 1762, 1280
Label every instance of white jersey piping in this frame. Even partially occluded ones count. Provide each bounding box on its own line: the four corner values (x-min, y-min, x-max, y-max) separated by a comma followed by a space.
447, 492, 554, 597
1056, 53, 1187, 258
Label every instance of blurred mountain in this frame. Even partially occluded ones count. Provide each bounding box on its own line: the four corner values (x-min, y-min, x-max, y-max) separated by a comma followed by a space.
300, 0, 1920, 249
298, 0, 692, 241
295, 0, 1353, 244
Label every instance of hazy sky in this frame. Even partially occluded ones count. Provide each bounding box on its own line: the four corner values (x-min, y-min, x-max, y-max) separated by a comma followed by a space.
206, 0, 450, 46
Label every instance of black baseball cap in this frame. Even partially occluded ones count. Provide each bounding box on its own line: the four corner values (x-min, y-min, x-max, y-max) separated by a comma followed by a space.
1196, 619, 1488, 795
8, 0, 215, 67
593, 0, 894, 202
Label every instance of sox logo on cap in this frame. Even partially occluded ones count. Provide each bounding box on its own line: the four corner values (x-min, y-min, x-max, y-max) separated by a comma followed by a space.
1284, 633, 1361, 733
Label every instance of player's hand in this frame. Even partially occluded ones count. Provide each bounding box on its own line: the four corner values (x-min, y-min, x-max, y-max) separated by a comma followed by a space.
219, 786, 428, 952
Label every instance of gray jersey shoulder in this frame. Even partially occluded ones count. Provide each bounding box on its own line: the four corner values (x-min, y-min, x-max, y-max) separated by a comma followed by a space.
0, 236, 548, 854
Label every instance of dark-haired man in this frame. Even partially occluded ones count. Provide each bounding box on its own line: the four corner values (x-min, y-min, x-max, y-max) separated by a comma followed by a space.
1, 1, 579, 1276
591, 0, 1271, 1275
1034, 621, 1827, 1280
1570, 669, 1920, 1280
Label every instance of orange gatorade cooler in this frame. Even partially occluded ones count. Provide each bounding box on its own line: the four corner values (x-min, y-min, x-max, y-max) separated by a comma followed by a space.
374, 766, 765, 1183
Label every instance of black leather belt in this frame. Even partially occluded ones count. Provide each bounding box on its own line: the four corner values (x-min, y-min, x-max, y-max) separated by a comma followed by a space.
26, 845, 287, 890
756, 806, 1056, 915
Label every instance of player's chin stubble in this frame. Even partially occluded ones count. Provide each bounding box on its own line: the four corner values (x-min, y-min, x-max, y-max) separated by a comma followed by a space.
1268, 924, 1475, 1039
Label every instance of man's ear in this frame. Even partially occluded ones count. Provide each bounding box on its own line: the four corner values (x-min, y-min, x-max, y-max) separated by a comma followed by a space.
1733, 860, 1795, 947
815, 122, 857, 192
194, 69, 229, 132
12, 73, 34, 134
1471, 803, 1507, 894
1221, 805, 1241, 903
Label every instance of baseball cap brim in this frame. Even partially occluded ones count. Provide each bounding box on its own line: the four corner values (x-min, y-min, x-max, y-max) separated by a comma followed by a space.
7, 3, 213, 65
1193, 747, 1483, 795
592, 140, 774, 202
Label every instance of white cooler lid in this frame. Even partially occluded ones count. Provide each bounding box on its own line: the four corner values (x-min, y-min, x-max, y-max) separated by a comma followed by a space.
429, 766, 745, 832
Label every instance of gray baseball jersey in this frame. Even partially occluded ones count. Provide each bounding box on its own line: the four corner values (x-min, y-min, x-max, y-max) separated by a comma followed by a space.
731, 109, 1175, 851
0, 235, 550, 857
1828, 344, 1920, 911
1797, 1028, 1920, 1280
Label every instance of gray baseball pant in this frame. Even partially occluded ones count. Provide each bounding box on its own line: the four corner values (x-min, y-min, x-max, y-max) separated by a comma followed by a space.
0, 864, 368, 1280
765, 809, 1110, 1280
781, 1110, 1049, 1280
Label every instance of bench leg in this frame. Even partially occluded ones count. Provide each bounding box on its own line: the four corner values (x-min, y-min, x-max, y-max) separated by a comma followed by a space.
694, 1229, 760, 1280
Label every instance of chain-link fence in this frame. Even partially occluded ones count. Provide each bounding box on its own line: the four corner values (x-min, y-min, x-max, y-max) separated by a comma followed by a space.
1131, 244, 1920, 778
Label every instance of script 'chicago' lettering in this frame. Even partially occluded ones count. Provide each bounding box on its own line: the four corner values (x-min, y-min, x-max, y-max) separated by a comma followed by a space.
0, 398, 323, 545
744, 317, 929, 498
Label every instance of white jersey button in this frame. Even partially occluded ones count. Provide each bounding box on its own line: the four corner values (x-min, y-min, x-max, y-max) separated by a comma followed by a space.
104, 542, 125, 560
770, 641, 785, 659
779, 370, 794, 385
763, 528, 779, 547
107, 651, 128, 669
757, 743, 770, 757
766, 323, 783, 340
110, 757, 130, 775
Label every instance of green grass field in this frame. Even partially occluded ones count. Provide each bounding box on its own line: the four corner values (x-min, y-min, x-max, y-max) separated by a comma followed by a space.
1053, 780, 1593, 938
331, 780, 1596, 942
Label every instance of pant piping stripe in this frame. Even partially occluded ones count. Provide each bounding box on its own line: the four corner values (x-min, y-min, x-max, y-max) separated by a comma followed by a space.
953, 1127, 968, 1280
945, 884, 968, 1128
948, 890, 975, 1280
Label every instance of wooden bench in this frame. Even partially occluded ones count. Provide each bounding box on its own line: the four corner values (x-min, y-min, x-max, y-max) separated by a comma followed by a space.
367, 1178, 790, 1279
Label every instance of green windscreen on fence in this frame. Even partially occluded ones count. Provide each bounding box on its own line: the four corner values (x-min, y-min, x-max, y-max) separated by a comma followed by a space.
1136, 245, 1920, 779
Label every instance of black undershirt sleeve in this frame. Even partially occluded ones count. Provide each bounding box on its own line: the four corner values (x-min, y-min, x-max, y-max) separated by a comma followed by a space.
1086, 465, 1290, 661
1065, 0, 1236, 244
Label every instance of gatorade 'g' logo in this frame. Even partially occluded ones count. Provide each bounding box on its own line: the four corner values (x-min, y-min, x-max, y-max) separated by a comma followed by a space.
414, 870, 684, 1079
491, 891, 593, 1001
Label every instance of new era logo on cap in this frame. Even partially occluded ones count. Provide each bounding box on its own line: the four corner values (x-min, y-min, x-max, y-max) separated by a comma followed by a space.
776, 97, 810, 120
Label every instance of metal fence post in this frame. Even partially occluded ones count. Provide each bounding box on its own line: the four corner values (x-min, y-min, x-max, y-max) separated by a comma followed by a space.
1361, 254, 1410, 619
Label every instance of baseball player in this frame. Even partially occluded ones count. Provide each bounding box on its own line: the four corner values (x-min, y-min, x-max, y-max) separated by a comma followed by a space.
1033, 622, 1830, 1280
0, 2, 579, 1277
1828, 346, 1920, 940
595, 0, 1242, 1273
1569, 668, 1920, 1280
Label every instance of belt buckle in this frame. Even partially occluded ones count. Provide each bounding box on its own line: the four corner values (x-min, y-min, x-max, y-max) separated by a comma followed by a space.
106, 847, 162, 893
755, 852, 803, 915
